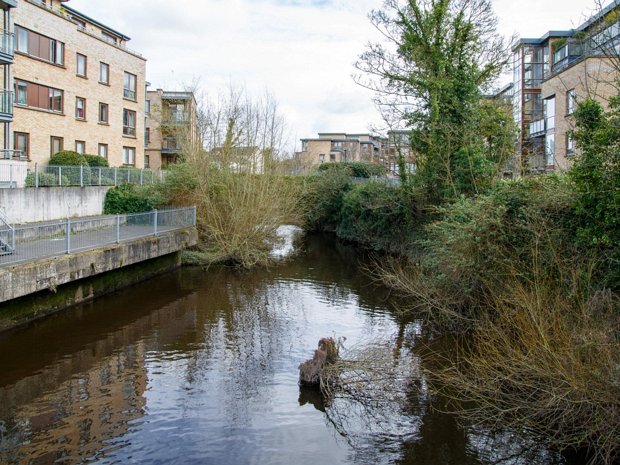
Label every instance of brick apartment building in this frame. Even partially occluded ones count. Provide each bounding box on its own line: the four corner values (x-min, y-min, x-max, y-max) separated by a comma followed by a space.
509, 0, 619, 174
145, 89, 198, 170
299, 132, 386, 169
8, 0, 146, 168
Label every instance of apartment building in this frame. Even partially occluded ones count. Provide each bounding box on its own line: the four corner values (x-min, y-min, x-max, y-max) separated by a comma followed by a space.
0, 0, 17, 163
299, 132, 385, 170
510, 0, 619, 174
145, 89, 198, 170
11, 0, 146, 168
386, 129, 416, 175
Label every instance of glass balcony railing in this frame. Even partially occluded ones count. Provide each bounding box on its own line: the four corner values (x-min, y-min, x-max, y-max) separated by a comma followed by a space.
0, 90, 13, 116
0, 30, 14, 58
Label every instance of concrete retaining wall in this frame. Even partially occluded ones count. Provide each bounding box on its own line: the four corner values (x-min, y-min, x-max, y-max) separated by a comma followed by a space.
0, 228, 198, 305
0, 187, 111, 224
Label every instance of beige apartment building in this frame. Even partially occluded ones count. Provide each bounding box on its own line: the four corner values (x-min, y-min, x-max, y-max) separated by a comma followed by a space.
509, 0, 620, 174
145, 89, 198, 170
299, 132, 386, 170
11, 0, 146, 168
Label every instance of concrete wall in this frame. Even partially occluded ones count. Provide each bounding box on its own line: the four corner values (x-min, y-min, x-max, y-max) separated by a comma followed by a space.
0, 186, 110, 224
0, 227, 198, 306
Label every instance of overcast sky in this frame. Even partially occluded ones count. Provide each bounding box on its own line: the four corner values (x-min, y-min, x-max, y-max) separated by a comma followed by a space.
70, 0, 600, 149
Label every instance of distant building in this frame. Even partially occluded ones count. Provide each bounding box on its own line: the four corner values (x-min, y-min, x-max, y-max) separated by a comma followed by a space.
10, 0, 147, 168
386, 129, 416, 175
509, 0, 620, 174
299, 132, 386, 171
145, 89, 198, 169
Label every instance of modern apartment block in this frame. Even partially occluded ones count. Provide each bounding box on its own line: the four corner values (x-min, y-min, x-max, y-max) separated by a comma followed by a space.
510, 0, 619, 174
0, 0, 17, 164
386, 129, 416, 174
145, 89, 198, 170
11, 0, 147, 168
299, 132, 386, 169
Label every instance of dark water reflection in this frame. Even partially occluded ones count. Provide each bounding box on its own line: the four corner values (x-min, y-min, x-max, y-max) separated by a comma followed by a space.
0, 233, 564, 465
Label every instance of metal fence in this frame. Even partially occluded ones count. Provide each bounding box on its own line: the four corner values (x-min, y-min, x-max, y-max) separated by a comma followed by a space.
0, 207, 196, 267
0, 163, 167, 189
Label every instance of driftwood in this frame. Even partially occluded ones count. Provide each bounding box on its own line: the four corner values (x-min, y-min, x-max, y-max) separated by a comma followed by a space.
298, 337, 339, 386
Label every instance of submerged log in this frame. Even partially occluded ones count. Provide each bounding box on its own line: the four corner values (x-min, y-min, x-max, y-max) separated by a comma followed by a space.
298, 337, 339, 387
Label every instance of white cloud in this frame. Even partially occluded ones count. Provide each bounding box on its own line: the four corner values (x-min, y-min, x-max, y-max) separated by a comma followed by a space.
67, 0, 602, 149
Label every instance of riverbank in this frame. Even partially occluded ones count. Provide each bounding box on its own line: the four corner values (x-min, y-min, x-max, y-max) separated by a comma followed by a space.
300, 168, 620, 464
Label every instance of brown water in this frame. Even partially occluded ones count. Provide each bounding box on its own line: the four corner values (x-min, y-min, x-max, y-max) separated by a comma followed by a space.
0, 233, 565, 465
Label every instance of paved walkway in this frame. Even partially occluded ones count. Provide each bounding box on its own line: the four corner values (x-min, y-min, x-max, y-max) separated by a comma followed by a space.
0, 210, 194, 267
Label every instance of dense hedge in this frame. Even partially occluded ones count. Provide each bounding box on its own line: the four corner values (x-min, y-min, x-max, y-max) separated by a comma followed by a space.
317, 161, 386, 178
103, 184, 156, 214
50, 151, 109, 168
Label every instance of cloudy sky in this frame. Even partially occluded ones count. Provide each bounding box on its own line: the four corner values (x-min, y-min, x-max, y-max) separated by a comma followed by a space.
70, 0, 600, 149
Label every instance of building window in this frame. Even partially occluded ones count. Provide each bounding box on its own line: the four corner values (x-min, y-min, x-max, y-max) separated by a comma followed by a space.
14, 79, 63, 113
123, 109, 136, 136
50, 136, 63, 156
14, 132, 29, 158
144, 155, 150, 168
98, 102, 108, 124
98, 143, 108, 159
122, 146, 136, 165
75, 140, 85, 154
319, 154, 325, 162
330, 153, 336, 161
15, 25, 64, 65
123, 72, 137, 100
145, 99, 151, 114
566, 134, 575, 154
76, 53, 87, 77
99, 62, 109, 84
567, 89, 576, 115
75, 97, 86, 120
145, 127, 150, 146
545, 133, 555, 166
544, 95, 555, 130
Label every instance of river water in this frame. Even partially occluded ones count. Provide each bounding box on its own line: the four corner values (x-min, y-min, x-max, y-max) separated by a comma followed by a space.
0, 232, 565, 465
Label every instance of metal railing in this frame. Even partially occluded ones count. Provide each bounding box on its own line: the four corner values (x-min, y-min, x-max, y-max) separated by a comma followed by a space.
0, 206, 197, 267
0, 163, 167, 189
0, 90, 14, 116
0, 210, 14, 255
0, 29, 14, 58
0, 149, 25, 160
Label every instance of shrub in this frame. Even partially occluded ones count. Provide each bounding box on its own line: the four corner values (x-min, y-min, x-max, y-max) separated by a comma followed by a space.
336, 181, 417, 251
83, 154, 109, 167
50, 150, 88, 166
317, 161, 386, 178
103, 183, 156, 214
24, 172, 69, 187
301, 169, 353, 231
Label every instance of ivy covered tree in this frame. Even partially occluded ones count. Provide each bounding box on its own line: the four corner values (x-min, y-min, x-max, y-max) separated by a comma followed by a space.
570, 96, 620, 289
356, 0, 515, 203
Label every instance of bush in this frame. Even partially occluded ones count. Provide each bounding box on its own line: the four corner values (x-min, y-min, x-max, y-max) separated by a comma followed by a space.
337, 181, 417, 251
50, 150, 88, 166
24, 172, 69, 187
103, 183, 156, 214
301, 169, 353, 231
317, 161, 386, 178
83, 154, 109, 167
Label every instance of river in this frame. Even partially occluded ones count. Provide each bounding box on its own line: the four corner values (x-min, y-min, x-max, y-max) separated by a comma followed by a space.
0, 232, 566, 464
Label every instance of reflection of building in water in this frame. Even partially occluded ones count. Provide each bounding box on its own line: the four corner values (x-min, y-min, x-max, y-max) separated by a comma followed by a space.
2, 341, 148, 464
0, 289, 201, 465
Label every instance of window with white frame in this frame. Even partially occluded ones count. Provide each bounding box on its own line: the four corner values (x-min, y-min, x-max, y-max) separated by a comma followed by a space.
122, 146, 135, 165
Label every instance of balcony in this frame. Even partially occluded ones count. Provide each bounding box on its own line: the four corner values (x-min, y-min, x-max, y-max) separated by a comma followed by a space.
0, 30, 14, 64
528, 118, 545, 137
0, 149, 26, 160
0, 90, 13, 121
162, 111, 189, 126
162, 139, 182, 154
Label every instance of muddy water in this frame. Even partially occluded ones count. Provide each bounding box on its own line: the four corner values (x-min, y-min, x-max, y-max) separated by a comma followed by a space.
0, 233, 564, 465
